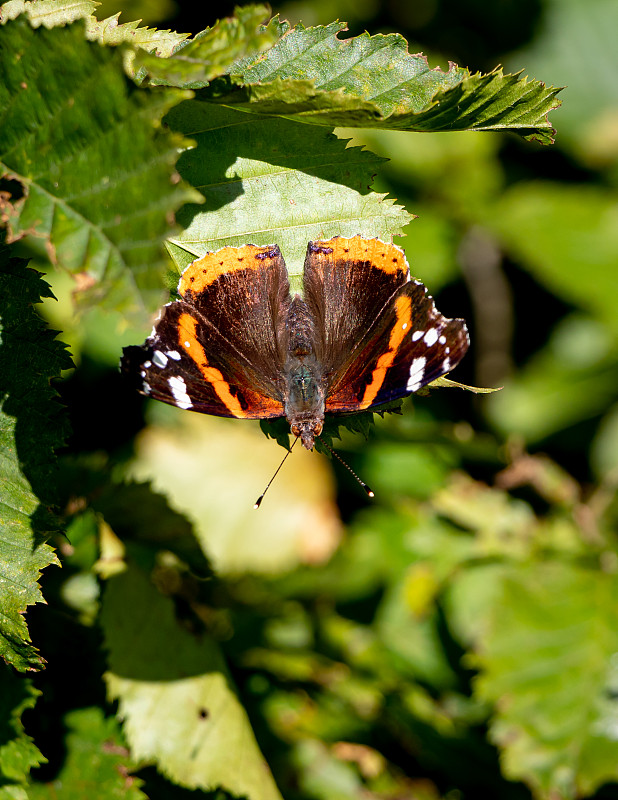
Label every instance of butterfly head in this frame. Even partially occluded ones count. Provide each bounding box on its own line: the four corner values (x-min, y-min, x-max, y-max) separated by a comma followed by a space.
290, 418, 323, 450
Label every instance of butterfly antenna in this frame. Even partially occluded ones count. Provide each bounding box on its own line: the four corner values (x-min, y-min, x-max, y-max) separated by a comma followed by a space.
319, 440, 374, 498
254, 437, 299, 509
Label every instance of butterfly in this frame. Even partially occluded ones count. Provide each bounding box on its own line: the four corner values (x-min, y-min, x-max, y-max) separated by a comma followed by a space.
121, 236, 469, 450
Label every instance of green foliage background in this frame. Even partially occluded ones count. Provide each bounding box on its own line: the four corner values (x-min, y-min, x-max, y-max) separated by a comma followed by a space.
1, 1, 617, 799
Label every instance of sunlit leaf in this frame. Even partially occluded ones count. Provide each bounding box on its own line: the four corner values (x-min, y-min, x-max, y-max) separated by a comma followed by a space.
164, 102, 410, 288
102, 563, 283, 800
135, 5, 280, 88
0, 0, 96, 27
207, 20, 561, 143
85, 12, 190, 55
128, 410, 341, 573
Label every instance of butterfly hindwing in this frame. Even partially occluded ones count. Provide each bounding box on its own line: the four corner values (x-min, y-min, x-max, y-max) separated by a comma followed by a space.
323, 278, 469, 412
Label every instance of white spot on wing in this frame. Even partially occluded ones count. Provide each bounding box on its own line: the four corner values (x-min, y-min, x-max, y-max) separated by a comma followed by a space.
142, 381, 151, 395
412, 330, 424, 342
424, 328, 438, 347
443, 357, 451, 373
167, 350, 181, 361
407, 356, 427, 393
439, 335, 446, 345
168, 375, 192, 409
184, 340, 191, 348
143, 360, 152, 368
153, 350, 168, 368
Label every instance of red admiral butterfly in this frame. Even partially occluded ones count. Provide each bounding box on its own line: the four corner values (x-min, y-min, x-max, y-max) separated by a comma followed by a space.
121, 236, 469, 450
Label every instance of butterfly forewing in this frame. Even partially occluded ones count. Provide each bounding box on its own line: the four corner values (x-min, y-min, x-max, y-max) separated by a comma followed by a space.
121, 244, 291, 419
303, 237, 410, 379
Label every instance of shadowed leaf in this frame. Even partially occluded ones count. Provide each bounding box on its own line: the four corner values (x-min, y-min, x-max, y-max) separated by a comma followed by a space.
0, 246, 69, 670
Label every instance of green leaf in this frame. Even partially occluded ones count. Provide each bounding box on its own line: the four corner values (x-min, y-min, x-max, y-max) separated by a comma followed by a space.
475, 562, 618, 799
487, 182, 618, 333
27, 707, 147, 799
0, 0, 96, 27
0, 666, 45, 790
0, 18, 194, 316
101, 563, 283, 800
135, 5, 280, 88
206, 21, 561, 143
164, 102, 411, 288
0, 246, 68, 670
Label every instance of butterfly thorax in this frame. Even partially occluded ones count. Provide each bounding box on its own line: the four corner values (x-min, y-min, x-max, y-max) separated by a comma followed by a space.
283, 296, 325, 450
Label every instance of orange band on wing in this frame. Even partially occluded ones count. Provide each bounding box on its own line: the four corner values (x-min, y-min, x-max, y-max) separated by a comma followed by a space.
178, 245, 278, 295
177, 313, 246, 418
310, 236, 408, 276
359, 295, 412, 409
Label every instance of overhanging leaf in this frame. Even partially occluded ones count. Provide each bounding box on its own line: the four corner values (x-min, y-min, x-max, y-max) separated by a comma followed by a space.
0, 17, 194, 316
475, 562, 618, 799
85, 12, 190, 55
134, 4, 280, 89
0, 246, 68, 670
164, 101, 411, 288
102, 563, 283, 800
205, 20, 561, 143
85, 11, 191, 81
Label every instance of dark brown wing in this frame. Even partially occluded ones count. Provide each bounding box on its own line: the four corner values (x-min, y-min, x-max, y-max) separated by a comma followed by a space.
121, 244, 290, 419
303, 236, 411, 381
324, 279, 469, 412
